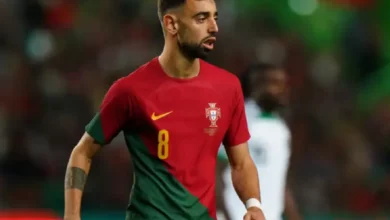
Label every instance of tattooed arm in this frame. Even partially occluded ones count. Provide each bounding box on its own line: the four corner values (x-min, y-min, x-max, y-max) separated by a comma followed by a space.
63, 78, 130, 219
64, 133, 101, 220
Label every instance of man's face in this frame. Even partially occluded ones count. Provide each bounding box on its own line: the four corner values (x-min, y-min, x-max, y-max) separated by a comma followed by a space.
253, 69, 289, 111
175, 0, 219, 59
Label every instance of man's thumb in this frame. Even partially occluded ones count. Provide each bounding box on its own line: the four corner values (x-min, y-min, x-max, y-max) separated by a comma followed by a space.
243, 213, 251, 220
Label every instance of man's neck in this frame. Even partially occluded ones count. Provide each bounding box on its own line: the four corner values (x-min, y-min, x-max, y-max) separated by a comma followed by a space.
257, 104, 279, 119
159, 44, 200, 79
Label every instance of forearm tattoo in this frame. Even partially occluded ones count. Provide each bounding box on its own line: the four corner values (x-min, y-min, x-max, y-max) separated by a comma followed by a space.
65, 167, 88, 191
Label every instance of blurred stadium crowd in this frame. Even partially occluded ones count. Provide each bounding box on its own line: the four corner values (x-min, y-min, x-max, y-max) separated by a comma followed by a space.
0, 0, 389, 218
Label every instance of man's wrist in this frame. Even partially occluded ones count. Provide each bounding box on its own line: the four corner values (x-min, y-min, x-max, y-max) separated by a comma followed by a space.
245, 198, 263, 210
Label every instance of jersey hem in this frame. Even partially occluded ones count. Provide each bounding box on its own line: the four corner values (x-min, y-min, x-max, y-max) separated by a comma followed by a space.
224, 135, 251, 148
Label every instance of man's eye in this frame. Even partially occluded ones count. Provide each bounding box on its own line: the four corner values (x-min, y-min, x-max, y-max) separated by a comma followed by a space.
198, 18, 206, 22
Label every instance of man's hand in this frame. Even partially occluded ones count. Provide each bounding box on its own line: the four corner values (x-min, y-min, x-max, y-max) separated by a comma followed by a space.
243, 207, 266, 220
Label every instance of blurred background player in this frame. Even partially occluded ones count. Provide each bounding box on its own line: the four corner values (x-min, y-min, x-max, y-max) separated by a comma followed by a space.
217, 63, 302, 220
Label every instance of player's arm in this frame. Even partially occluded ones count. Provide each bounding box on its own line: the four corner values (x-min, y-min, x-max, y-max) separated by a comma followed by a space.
225, 143, 260, 204
284, 137, 302, 220
284, 186, 302, 220
64, 133, 101, 220
223, 78, 264, 219
64, 78, 131, 220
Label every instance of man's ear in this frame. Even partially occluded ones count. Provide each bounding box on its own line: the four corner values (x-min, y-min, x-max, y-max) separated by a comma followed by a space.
163, 14, 179, 35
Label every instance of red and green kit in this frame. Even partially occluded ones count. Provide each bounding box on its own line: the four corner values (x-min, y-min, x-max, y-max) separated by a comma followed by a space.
86, 58, 250, 220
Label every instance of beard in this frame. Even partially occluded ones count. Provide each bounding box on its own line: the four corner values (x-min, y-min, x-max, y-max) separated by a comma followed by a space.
256, 94, 284, 113
177, 39, 211, 60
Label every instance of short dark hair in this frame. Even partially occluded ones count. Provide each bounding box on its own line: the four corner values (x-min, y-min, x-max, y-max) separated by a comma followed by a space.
240, 63, 282, 99
157, 0, 186, 21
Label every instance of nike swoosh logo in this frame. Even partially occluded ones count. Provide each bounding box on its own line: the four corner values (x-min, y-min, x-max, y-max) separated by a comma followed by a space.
151, 111, 173, 121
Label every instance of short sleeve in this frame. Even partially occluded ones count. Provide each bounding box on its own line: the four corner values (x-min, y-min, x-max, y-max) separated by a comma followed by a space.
85, 78, 132, 145
223, 81, 250, 147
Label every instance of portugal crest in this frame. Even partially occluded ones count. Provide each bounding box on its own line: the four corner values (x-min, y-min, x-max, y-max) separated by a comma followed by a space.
205, 103, 221, 127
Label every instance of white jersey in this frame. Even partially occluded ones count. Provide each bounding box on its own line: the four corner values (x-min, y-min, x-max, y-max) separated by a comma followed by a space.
243, 99, 259, 123
218, 101, 291, 220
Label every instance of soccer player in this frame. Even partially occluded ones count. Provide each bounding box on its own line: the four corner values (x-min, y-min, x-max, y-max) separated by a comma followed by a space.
218, 64, 302, 220
63, 1, 266, 220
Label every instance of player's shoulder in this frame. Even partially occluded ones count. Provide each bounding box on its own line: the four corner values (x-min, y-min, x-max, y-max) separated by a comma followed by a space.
201, 60, 241, 88
107, 59, 157, 95
273, 116, 292, 138
126, 59, 157, 80
280, 119, 291, 135
114, 58, 157, 85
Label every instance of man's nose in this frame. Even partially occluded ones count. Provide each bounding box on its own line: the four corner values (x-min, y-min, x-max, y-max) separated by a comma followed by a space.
208, 19, 218, 34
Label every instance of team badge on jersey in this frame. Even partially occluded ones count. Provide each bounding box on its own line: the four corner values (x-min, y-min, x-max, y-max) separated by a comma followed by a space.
205, 103, 221, 127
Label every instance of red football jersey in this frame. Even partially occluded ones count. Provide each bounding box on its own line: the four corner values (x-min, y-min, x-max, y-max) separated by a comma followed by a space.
86, 57, 250, 220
